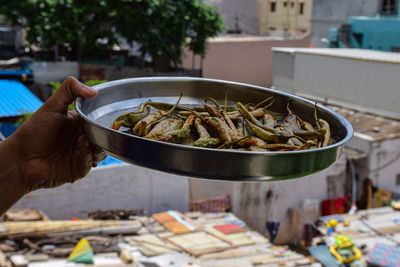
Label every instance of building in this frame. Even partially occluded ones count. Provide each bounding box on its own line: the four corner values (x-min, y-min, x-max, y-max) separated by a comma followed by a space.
272, 47, 400, 205
258, 0, 313, 35
327, 0, 400, 52
206, 0, 312, 35
206, 0, 260, 34
182, 34, 310, 88
310, 0, 381, 47
272, 48, 400, 118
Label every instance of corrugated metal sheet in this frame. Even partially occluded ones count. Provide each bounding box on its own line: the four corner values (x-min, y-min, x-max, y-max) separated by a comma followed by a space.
0, 80, 43, 118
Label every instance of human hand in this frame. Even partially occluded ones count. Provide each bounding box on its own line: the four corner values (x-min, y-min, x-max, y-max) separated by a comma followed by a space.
6, 77, 106, 192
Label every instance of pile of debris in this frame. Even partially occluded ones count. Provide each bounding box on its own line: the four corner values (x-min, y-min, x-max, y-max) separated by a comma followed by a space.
309, 206, 400, 267
0, 209, 314, 267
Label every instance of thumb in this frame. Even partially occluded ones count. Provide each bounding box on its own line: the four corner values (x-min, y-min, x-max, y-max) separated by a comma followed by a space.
42, 76, 97, 113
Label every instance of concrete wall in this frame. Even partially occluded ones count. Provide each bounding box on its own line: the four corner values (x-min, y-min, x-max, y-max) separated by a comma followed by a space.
190, 155, 347, 244
206, 0, 260, 34
13, 164, 189, 219
32, 61, 79, 84
273, 48, 400, 119
310, 0, 380, 47
368, 138, 400, 190
272, 46, 400, 205
182, 34, 310, 88
346, 134, 400, 194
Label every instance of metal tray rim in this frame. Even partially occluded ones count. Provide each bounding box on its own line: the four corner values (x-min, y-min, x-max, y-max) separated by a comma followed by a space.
76, 77, 353, 156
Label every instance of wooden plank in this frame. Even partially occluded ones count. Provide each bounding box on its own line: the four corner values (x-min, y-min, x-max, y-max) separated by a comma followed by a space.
133, 234, 180, 251
166, 232, 231, 256
251, 254, 307, 265
0, 250, 8, 267
198, 245, 271, 260
9, 255, 28, 267
152, 212, 191, 234
3, 209, 49, 222
0, 220, 141, 238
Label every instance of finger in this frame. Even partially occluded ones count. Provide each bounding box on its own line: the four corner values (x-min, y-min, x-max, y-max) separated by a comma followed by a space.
68, 110, 79, 119
42, 76, 98, 113
71, 135, 93, 182
93, 146, 106, 164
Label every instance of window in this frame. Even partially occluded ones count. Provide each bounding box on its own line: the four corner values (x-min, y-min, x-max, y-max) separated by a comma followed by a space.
283, 1, 288, 7
291, 2, 294, 8
381, 0, 397, 15
270, 2, 276, 12
352, 33, 363, 47
299, 3, 305, 14
392, 47, 400, 53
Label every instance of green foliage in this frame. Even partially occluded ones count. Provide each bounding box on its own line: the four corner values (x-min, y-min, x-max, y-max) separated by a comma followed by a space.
15, 111, 34, 126
85, 79, 107, 87
0, 0, 224, 66
0, 0, 119, 60
49, 81, 61, 93
114, 0, 225, 66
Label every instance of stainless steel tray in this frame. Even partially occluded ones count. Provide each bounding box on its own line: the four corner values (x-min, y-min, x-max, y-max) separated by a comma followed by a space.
75, 77, 353, 181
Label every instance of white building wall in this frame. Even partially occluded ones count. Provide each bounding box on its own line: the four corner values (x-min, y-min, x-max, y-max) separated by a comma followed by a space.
32, 61, 79, 84
273, 48, 400, 119
272, 47, 400, 203
367, 138, 400, 190
190, 155, 347, 244
13, 164, 190, 219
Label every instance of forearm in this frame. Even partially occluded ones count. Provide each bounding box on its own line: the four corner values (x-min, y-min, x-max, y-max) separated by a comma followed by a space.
0, 138, 28, 216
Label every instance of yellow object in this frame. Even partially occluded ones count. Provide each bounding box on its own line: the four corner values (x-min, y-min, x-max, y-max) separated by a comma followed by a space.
67, 238, 93, 264
373, 189, 392, 208
343, 219, 350, 227
392, 200, 400, 210
326, 219, 338, 228
329, 235, 361, 263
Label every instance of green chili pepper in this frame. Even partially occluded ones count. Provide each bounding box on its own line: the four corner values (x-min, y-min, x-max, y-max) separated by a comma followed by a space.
112, 102, 150, 130
246, 119, 288, 143
238, 102, 282, 134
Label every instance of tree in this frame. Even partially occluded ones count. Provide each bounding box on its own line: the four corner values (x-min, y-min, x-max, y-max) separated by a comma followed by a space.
109, 0, 225, 69
0, 0, 118, 61
0, 0, 224, 68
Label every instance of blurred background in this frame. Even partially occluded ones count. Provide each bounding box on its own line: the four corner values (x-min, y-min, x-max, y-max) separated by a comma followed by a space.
1, 1, 400, 266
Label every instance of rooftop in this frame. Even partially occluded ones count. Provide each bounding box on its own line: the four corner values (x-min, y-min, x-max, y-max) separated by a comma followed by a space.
329, 104, 400, 142
272, 48, 400, 64
211, 32, 309, 43
0, 80, 43, 119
